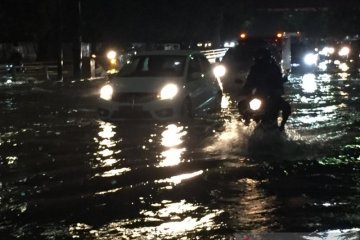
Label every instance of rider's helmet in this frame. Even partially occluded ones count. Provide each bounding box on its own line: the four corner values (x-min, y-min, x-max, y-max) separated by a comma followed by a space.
254, 47, 272, 62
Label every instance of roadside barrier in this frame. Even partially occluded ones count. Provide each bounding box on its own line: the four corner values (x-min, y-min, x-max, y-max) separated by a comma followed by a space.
0, 48, 230, 82
201, 48, 229, 63
0, 62, 65, 81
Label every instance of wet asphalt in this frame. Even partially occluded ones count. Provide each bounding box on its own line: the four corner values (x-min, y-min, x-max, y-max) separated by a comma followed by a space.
1, 73, 360, 239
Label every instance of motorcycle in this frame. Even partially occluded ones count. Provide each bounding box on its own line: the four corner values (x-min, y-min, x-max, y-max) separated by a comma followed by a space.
237, 92, 281, 129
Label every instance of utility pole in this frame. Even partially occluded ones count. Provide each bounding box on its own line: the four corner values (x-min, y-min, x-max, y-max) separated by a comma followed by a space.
56, 0, 64, 83
73, 0, 82, 81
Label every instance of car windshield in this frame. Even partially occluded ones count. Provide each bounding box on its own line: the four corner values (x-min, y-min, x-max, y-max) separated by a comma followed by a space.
118, 55, 186, 77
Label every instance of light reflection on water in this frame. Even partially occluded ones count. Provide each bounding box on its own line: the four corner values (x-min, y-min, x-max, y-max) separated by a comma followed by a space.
68, 201, 224, 239
229, 178, 277, 231
155, 170, 204, 186
161, 124, 186, 148
96, 168, 131, 178
221, 94, 231, 109
160, 148, 185, 167
93, 216, 219, 239
94, 121, 119, 166
158, 124, 187, 167
288, 73, 356, 133
301, 73, 317, 93
1, 73, 360, 239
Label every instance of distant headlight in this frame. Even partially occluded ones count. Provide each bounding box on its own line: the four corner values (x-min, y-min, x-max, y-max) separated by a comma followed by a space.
213, 65, 226, 78
249, 98, 262, 111
319, 46, 335, 56
100, 84, 113, 101
338, 46, 350, 57
304, 53, 318, 65
160, 83, 178, 100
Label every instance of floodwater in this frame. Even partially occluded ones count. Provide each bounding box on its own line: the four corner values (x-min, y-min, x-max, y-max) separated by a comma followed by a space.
1, 73, 360, 239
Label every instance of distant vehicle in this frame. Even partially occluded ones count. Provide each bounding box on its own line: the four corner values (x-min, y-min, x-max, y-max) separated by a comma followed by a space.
315, 40, 360, 74
220, 37, 281, 94
97, 50, 222, 121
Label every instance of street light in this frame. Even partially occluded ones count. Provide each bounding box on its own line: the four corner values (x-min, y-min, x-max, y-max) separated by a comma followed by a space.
106, 50, 117, 60
106, 50, 118, 74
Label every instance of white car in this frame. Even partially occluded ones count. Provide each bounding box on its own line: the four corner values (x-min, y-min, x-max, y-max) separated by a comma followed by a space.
98, 50, 222, 121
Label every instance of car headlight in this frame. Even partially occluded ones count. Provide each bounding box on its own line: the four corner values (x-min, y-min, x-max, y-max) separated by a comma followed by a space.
213, 65, 226, 78
100, 84, 113, 101
249, 98, 262, 111
159, 83, 178, 100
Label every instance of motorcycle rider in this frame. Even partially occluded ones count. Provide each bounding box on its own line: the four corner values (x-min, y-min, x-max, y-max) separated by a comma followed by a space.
241, 47, 291, 131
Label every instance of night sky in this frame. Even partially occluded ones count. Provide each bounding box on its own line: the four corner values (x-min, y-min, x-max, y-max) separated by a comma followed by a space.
0, 0, 360, 47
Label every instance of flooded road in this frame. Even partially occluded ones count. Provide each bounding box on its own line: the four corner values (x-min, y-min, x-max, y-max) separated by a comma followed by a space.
1, 73, 360, 239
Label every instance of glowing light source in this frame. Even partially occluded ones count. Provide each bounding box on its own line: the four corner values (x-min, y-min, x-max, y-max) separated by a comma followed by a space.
304, 53, 318, 65
224, 42, 236, 48
249, 98, 262, 111
106, 50, 117, 60
100, 85, 114, 101
319, 46, 335, 56
213, 65, 226, 78
240, 33, 247, 39
159, 84, 179, 100
338, 46, 350, 57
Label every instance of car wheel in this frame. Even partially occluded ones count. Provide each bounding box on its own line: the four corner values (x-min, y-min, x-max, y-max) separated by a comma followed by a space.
181, 98, 193, 120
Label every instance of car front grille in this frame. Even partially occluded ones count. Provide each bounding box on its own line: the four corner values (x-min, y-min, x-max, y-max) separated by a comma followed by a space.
111, 106, 153, 119
112, 93, 158, 103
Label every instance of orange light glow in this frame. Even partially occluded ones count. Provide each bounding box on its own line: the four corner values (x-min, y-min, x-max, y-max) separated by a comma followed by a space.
240, 33, 247, 39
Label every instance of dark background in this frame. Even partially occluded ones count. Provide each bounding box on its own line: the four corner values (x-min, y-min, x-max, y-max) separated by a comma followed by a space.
0, 0, 360, 59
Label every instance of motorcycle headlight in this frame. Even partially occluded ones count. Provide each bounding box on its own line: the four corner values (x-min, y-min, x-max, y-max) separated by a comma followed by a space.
249, 98, 262, 111
159, 83, 179, 100
100, 84, 113, 101
213, 65, 226, 78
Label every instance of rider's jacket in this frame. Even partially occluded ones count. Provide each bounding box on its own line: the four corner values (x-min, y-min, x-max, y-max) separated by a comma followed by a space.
243, 57, 284, 96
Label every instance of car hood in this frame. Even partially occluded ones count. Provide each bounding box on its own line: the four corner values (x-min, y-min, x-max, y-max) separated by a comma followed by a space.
111, 77, 184, 92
